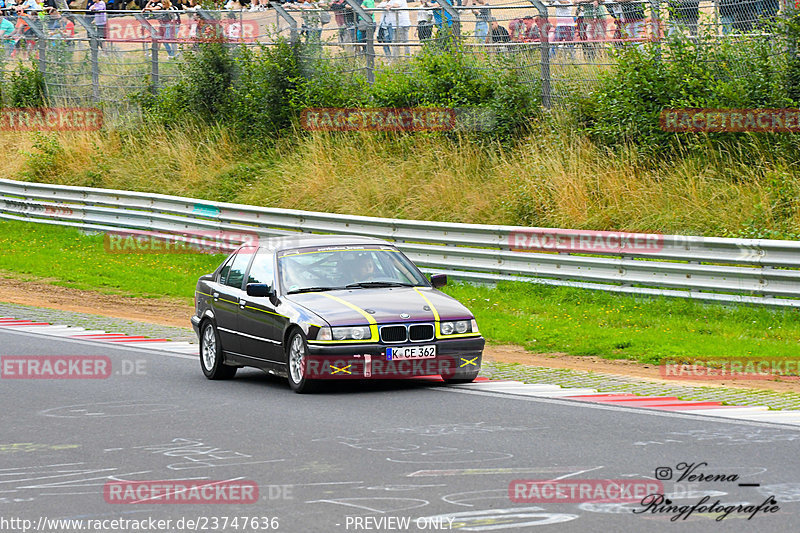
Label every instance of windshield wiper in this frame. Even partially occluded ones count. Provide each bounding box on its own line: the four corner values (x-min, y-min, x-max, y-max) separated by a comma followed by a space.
345, 282, 417, 289
287, 286, 346, 294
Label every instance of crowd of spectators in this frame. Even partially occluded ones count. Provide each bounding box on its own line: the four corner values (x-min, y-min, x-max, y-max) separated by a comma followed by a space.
0, 0, 788, 60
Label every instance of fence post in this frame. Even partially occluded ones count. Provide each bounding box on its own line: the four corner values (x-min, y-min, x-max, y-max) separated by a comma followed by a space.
134, 14, 160, 94
650, 0, 662, 59
345, 0, 376, 84
67, 14, 100, 102
528, 0, 551, 109
271, 2, 299, 44
22, 17, 48, 87
436, 0, 461, 39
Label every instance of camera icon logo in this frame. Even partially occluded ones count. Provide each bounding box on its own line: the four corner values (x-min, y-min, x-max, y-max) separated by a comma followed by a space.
655, 467, 673, 480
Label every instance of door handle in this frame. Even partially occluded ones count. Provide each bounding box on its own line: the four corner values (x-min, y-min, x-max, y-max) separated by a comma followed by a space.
239, 299, 247, 309
213, 292, 219, 301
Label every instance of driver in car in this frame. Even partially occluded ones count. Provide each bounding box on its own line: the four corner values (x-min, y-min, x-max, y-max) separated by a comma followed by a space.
356, 254, 378, 281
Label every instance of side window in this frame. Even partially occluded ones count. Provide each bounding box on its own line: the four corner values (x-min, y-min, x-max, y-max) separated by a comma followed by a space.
247, 250, 275, 287
217, 254, 235, 284
224, 247, 256, 289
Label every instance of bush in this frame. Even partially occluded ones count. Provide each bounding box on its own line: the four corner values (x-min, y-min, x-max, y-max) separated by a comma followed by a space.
137, 39, 238, 125
371, 37, 539, 140
228, 41, 303, 139
576, 35, 794, 154
7, 62, 46, 108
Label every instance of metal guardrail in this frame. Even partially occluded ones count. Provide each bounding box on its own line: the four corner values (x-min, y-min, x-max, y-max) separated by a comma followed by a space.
1, 177, 799, 307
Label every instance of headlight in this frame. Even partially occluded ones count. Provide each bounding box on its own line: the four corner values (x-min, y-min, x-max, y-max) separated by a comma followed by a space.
331, 326, 371, 341
440, 319, 477, 336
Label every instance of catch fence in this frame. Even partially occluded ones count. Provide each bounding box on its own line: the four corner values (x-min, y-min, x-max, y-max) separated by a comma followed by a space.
5, 0, 794, 110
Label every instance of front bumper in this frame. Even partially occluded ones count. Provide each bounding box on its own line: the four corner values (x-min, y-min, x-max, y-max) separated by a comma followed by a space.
304, 336, 484, 379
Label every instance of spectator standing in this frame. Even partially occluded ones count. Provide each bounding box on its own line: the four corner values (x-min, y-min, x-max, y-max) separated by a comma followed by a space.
142, 0, 176, 57
1, 14, 14, 57
296, 0, 324, 51
10, 5, 36, 59
19, 0, 42, 11
552, 0, 575, 58
467, 0, 490, 43
329, 0, 350, 46
376, 0, 395, 58
575, 0, 606, 58
486, 16, 509, 42
509, 15, 539, 42
431, 0, 452, 29
89, 0, 107, 48
416, 0, 434, 41
386, 0, 410, 56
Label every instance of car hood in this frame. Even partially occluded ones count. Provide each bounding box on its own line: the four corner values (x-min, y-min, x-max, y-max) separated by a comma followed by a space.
285, 287, 473, 326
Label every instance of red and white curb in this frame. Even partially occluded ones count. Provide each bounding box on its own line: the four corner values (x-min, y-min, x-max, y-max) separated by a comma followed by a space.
450, 381, 800, 427
4, 315, 800, 426
0, 316, 199, 355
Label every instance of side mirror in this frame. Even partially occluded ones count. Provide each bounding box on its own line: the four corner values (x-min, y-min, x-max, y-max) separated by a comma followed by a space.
246, 283, 274, 298
430, 274, 447, 289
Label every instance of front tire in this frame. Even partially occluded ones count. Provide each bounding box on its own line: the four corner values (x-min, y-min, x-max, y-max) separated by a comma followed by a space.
200, 320, 237, 380
287, 329, 317, 393
442, 356, 481, 384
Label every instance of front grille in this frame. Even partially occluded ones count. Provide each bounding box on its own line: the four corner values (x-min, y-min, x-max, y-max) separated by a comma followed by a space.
380, 325, 407, 343
409, 324, 435, 342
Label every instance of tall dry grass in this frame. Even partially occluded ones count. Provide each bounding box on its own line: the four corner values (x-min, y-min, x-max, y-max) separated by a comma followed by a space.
4, 121, 798, 236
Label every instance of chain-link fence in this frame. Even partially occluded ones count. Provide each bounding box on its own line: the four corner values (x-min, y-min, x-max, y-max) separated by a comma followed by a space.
3, 0, 794, 112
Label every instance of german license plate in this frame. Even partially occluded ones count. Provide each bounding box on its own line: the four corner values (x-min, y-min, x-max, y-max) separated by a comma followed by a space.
386, 345, 436, 360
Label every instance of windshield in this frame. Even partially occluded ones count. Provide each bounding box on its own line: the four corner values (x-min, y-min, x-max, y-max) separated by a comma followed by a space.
277, 245, 429, 294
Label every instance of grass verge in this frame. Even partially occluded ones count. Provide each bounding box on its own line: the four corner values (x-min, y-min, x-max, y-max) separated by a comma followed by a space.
1, 219, 798, 366
2, 122, 799, 238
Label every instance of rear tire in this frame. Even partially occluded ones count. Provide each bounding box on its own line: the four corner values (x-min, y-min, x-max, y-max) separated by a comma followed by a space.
287, 329, 317, 393
200, 320, 237, 380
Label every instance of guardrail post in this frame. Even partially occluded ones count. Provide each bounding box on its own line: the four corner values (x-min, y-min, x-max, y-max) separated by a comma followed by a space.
345, 0, 375, 84
67, 14, 101, 102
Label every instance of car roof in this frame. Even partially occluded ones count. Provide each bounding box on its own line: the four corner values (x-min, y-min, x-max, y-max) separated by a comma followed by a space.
254, 233, 393, 252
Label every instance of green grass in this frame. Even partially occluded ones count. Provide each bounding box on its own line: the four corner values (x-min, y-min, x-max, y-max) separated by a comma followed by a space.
0, 220, 223, 301
447, 282, 800, 365
1, 219, 799, 365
